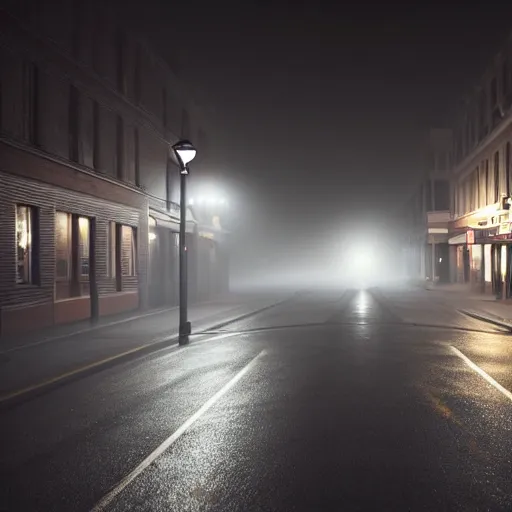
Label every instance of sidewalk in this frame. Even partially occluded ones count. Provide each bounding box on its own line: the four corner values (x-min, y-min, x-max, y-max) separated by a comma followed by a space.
0, 293, 289, 402
424, 283, 512, 328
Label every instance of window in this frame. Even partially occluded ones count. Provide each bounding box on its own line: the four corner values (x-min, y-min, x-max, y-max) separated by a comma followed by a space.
78, 217, 89, 277
106, 222, 116, 278
475, 166, 480, 208
485, 159, 490, 203
55, 212, 71, 280
116, 28, 125, 94
134, 45, 141, 104
506, 142, 511, 197
121, 225, 136, 276
494, 151, 500, 202
465, 179, 471, 214
16, 205, 35, 284
26, 63, 39, 146
116, 115, 124, 179
469, 175, 475, 212
134, 128, 140, 186
69, 85, 79, 163
92, 101, 100, 169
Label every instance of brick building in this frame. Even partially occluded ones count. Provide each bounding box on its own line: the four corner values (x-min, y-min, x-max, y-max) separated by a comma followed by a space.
0, 1, 228, 336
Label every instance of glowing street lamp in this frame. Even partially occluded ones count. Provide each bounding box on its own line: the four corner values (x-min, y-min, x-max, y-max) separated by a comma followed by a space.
172, 140, 197, 344
172, 139, 196, 174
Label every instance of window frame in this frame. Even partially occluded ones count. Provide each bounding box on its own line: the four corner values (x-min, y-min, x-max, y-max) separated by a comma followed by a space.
15, 204, 36, 285
78, 216, 90, 279
106, 221, 117, 279
121, 225, 137, 278
494, 151, 500, 203
55, 211, 72, 282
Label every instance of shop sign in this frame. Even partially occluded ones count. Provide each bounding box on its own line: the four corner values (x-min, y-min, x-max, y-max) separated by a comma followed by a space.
499, 221, 511, 235
466, 230, 475, 245
490, 233, 512, 240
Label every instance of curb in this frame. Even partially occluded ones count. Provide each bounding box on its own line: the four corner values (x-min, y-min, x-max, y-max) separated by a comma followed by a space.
458, 309, 512, 332
0, 296, 295, 409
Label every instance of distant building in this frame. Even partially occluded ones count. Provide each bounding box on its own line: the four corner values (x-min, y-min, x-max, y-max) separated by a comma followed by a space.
401, 129, 452, 283
0, 1, 228, 336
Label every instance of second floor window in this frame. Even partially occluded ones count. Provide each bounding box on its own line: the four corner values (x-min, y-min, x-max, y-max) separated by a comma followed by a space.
494, 151, 500, 202
485, 160, 490, 203
506, 142, 511, 196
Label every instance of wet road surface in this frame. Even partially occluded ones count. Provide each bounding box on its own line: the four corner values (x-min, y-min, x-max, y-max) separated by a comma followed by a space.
2, 289, 512, 511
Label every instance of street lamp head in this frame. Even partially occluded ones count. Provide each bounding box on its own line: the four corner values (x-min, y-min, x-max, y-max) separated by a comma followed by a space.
172, 139, 196, 173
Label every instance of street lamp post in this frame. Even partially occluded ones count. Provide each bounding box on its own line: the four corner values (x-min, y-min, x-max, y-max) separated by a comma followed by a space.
172, 140, 197, 344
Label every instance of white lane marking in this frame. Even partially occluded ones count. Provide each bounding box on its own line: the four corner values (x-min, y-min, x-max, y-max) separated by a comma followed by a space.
91, 349, 266, 511
451, 346, 512, 402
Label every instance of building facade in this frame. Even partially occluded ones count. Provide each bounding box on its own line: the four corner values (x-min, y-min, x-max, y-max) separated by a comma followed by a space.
0, 1, 228, 336
403, 33, 512, 297
449, 32, 512, 297
401, 129, 452, 283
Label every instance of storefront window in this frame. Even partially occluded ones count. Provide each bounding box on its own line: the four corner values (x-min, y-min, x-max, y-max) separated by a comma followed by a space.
55, 212, 71, 280
484, 244, 492, 282
78, 217, 90, 277
106, 222, 117, 278
471, 245, 482, 271
16, 205, 33, 284
121, 225, 136, 276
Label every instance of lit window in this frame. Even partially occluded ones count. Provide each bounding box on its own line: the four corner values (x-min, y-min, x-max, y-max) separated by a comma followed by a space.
78, 217, 90, 277
121, 225, 136, 276
106, 222, 117, 278
55, 212, 71, 280
16, 205, 33, 284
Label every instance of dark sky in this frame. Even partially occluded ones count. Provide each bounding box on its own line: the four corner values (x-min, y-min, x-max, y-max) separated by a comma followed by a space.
134, 1, 512, 273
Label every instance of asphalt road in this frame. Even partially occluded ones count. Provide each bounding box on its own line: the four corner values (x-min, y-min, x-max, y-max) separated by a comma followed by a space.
2, 288, 512, 511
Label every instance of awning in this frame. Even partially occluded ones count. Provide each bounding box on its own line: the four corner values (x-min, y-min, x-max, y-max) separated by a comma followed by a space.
448, 233, 467, 245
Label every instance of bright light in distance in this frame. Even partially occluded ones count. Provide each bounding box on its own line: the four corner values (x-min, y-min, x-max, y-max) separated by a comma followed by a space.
337, 242, 383, 287
188, 197, 195, 205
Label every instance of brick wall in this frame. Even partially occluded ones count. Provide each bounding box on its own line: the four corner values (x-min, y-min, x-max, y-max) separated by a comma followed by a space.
0, 168, 146, 308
